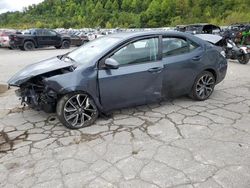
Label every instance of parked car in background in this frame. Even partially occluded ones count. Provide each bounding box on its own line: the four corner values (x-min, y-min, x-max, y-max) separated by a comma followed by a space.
8, 31, 227, 129
175, 25, 187, 32
0, 29, 17, 49
70, 34, 89, 46
185, 23, 221, 35
9, 28, 71, 51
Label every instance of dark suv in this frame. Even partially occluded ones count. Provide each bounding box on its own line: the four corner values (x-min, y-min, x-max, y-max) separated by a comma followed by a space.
9, 29, 71, 51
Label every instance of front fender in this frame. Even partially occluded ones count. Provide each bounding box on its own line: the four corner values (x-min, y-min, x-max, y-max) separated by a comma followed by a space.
44, 69, 103, 111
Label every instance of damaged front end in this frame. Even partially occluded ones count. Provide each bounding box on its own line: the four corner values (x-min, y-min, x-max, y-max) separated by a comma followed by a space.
16, 76, 54, 112
15, 68, 74, 112
8, 56, 76, 113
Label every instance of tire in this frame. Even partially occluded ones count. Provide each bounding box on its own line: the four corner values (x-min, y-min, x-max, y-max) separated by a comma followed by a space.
81, 40, 87, 46
19, 46, 25, 51
55, 45, 61, 49
190, 71, 215, 101
238, 54, 249, 64
56, 92, 98, 129
61, 40, 70, 49
23, 41, 35, 51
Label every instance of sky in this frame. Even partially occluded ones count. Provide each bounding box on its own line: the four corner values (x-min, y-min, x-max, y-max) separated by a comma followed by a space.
0, 0, 44, 14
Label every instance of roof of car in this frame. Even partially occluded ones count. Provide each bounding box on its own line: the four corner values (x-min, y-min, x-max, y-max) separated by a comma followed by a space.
108, 30, 189, 39
103, 30, 207, 47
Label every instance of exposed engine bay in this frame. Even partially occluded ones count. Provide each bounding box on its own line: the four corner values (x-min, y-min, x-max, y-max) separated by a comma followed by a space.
16, 67, 74, 113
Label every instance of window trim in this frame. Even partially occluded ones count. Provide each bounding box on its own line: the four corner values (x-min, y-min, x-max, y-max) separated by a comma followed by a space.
98, 35, 161, 69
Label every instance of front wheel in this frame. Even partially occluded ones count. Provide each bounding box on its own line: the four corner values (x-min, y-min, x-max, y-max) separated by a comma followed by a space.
190, 71, 215, 101
56, 92, 98, 129
238, 54, 249, 64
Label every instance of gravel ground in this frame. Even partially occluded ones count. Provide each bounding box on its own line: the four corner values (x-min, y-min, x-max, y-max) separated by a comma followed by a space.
0, 47, 250, 188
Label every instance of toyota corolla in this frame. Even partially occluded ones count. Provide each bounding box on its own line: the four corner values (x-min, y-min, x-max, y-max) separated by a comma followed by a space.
8, 31, 227, 129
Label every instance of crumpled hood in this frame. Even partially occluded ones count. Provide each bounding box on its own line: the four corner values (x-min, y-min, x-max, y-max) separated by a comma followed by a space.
8, 56, 73, 86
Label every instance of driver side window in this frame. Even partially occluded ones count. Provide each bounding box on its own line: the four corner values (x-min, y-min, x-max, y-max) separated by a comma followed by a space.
110, 38, 159, 66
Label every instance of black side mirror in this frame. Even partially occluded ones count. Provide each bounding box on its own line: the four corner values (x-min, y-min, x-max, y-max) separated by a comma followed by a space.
104, 58, 119, 69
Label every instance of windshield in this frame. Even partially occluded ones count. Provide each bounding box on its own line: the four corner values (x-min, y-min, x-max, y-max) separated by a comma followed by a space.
67, 36, 121, 65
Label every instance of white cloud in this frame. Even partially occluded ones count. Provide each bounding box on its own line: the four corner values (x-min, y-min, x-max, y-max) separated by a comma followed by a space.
0, 0, 44, 14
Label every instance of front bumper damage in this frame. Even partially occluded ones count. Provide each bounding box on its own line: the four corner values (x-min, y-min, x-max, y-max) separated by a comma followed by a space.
15, 81, 58, 113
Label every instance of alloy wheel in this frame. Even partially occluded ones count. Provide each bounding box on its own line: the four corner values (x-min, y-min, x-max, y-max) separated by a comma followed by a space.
195, 74, 215, 99
63, 94, 97, 128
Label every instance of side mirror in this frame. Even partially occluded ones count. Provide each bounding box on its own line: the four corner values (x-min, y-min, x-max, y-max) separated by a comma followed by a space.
104, 58, 119, 69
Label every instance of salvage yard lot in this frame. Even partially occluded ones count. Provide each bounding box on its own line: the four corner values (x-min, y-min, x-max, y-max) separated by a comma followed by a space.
0, 47, 250, 188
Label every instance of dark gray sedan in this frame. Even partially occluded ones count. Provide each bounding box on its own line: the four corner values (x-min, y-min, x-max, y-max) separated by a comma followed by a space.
8, 31, 227, 129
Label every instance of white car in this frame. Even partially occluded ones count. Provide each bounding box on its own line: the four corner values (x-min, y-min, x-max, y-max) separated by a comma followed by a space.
0, 30, 16, 48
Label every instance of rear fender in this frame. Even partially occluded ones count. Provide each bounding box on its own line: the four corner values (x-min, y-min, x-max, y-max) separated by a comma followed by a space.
24, 39, 37, 47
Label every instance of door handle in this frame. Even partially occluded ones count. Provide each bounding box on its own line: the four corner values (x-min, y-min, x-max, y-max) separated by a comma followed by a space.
192, 56, 201, 61
148, 67, 163, 73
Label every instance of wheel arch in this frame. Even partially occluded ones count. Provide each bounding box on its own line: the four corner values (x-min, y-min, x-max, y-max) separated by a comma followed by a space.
203, 68, 217, 82
23, 39, 37, 47
56, 87, 103, 112
62, 38, 71, 44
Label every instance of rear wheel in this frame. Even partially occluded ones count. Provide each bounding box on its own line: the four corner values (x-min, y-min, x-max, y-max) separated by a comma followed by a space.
190, 71, 215, 101
56, 92, 98, 129
23, 41, 35, 51
61, 40, 70, 49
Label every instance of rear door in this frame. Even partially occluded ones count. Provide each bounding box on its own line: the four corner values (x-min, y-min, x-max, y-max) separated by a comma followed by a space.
98, 36, 163, 111
161, 35, 203, 97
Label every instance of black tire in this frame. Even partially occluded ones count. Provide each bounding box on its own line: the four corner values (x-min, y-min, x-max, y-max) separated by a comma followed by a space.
23, 41, 35, 51
61, 40, 70, 49
81, 40, 87, 46
19, 46, 25, 51
56, 92, 98, 129
238, 54, 249, 64
190, 71, 215, 101
55, 45, 61, 49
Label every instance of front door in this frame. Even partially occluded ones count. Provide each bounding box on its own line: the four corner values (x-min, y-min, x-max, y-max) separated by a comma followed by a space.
98, 37, 163, 111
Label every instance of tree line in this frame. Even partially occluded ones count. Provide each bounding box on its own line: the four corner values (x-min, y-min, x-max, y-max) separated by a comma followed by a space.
0, 0, 249, 29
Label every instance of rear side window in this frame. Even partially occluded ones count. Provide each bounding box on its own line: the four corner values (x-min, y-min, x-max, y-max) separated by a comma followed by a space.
162, 37, 198, 57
